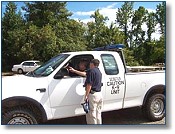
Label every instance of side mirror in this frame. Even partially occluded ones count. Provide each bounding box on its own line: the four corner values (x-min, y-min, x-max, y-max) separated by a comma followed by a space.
54, 68, 69, 79
54, 73, 64, 79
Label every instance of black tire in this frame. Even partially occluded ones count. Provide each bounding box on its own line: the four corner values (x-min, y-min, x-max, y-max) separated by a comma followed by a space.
2, 108, 38, 125
18, 68, 23, 74
142, 94, 165, 121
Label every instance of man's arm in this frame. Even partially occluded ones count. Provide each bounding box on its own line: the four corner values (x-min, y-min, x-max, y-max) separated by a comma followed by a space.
69, 67, 86, 77
84, 84, 92, 101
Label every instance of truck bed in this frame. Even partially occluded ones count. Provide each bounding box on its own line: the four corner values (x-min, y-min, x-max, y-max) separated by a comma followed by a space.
123, 70, 165, 108
127, 66, 165, 72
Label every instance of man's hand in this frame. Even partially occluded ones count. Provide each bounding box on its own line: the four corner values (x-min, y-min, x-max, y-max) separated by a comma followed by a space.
68, 66, 86, 77
68, 67, 76, 73
84, 95, 88, 101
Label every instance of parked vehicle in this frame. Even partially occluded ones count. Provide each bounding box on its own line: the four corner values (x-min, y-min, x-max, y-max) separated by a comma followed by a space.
12, 60, 41, 74
2, 44, 165, 124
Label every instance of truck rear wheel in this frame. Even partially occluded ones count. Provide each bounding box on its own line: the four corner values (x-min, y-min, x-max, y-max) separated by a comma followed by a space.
2, 108, 38, 125
143, 94, 165, 121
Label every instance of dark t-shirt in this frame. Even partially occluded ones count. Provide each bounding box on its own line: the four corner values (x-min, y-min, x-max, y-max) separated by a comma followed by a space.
85, 67, 102, 92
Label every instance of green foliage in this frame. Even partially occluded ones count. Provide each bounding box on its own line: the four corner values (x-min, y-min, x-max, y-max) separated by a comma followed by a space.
116, 2, 134, 47
2, 2, 25, 71
155, 2, 165, 35
55, 19, 87, 52
123, 48, 140, 66
86, 10, 124, 49
2, 1, 165, 71
132, 37, 165, 66
86, 9, 109, 49
24, 24, 58, 61
146, 12, 156, 42
2, 1, 87, 71
150, 36, 165, 64
131, 6, 147, 48
22, 2, 72, 27
116, 2, 165, 66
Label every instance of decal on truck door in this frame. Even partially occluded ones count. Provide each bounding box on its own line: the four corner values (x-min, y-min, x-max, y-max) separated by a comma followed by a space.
101, 54, 124, 94
107, 77, 125, 94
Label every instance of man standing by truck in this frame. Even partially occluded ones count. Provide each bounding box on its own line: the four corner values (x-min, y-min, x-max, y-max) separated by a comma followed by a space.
84, 59, 103, 124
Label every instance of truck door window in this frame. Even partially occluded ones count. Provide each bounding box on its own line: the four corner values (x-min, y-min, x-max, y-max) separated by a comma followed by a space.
101, 54, 119, 75
64, 54, 94, 77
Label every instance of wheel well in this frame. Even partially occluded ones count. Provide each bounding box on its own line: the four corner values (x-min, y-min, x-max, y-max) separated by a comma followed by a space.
143, 84, 165, 106
2, 96, 47, 123
18, 68, 23, 71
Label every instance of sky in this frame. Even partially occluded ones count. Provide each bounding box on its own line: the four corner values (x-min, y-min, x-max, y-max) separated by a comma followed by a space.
1, 1, 162, 24
66, 1, 162, 40
67, 1, 161, 24
1, 1, 163, 39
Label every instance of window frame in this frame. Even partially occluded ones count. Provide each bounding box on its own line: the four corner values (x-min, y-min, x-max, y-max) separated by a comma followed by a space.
101, 54, 119, 75
63, 54, 94, 77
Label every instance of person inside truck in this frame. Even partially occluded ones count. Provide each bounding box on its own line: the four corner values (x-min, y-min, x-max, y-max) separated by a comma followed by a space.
68, 59, 88, 77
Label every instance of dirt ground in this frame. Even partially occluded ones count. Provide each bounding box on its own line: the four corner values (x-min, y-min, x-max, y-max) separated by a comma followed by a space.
44, 107, 165, 125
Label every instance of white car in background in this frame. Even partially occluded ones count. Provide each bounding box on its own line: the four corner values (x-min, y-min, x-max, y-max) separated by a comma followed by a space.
12, 60, 41, 74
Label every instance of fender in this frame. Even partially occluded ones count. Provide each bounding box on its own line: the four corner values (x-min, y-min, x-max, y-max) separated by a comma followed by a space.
142, 84, 165, 106
2, 96, 47, 123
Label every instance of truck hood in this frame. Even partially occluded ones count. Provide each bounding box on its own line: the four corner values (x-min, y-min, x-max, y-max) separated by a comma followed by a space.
2, 75, 48, 100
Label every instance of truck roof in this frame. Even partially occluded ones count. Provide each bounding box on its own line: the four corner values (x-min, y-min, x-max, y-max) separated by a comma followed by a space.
63, 45, 125, 55
63, 51, 118, 55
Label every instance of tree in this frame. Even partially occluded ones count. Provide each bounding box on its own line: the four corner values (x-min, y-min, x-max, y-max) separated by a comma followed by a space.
116, 2, 134, 47
2, 2, 25, 71
146, 12, 156, 42
105, 23, 125, 45
155, 2, 165, 35
151, 36, 165, 64
2, 2, 165, 71
2, 2, 24, 31
131, 6, 147, 48
22, 2, 72, 27
20, 1, 88, 62
86, 9, 124, 50
154, 2, 165, 65
91, 9, 109, 26
123, 48, 140, 66
86, 9, 109, 49
55, 19, 87, 52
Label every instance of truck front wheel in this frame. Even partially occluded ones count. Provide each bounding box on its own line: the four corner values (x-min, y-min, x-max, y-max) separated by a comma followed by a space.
2, 108, 38, 125
143, 94, 165, 121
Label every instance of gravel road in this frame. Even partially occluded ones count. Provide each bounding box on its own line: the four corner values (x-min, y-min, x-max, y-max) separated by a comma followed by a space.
44, 107, 165, 125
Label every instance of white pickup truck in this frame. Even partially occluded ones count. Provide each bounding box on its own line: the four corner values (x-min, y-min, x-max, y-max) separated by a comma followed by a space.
2, 44, 165, 125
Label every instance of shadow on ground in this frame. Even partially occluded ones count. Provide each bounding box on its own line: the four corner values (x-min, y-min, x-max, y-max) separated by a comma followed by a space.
44, 107, 165, 125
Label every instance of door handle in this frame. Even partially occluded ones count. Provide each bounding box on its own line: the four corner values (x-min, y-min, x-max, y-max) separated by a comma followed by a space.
36, 88, 46, 93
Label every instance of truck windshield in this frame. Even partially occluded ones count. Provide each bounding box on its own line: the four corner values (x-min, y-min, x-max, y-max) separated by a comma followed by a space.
26, 54, 70, 77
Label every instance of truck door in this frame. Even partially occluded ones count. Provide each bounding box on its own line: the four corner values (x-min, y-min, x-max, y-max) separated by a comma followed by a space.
49, 76, 85, 118
49, 54, 94, 118
101, 54, 125, 110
